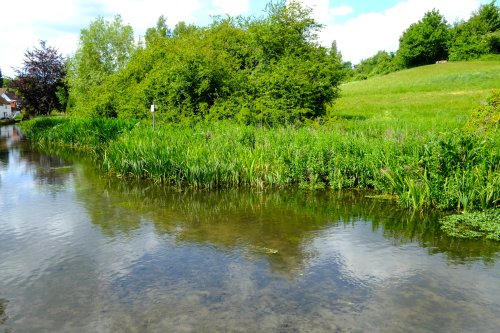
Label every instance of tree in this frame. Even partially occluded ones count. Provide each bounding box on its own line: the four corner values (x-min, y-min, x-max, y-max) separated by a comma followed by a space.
0, 68, 3, 88
145, 15, 170, 46
448, 1, 500, 60
469, 1, 500, 33
66, 0, 344, 125
352, 51, 398, 80
397, 9, 450, 68
67, 15, 135, 116
448, 21, 490, 60
9, 41, 66, 116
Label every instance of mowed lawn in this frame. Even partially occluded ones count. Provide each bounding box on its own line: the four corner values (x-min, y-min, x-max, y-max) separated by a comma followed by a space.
331, 56, 500, 131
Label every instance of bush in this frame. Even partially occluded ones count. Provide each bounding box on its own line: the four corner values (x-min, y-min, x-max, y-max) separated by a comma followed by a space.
67, 1, 344, 126
464, 89, 499, 133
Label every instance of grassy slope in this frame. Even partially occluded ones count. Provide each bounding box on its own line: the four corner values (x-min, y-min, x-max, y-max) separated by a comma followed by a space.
331, 56, 500, 131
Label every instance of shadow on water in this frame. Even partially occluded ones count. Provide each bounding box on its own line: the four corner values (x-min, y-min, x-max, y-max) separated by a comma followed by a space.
0, 298, 10, 333
73, 165, 500, 273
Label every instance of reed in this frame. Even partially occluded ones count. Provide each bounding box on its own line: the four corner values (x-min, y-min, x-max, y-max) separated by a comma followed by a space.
21, 117, 137, 157
21, 117, 499, 211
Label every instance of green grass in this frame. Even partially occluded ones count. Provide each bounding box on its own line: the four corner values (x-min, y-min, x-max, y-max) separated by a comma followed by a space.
20, 58, 500, 216
20, 117, 137, 156
331, 56, 500, 131
21, 116, 500, 213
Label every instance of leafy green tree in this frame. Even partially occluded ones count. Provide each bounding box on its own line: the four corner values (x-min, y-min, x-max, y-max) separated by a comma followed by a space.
449, 1, 500, 60
172, 21, 198, 37
251, 0, 321, 63
67, 0, 344, 125
67, 15, 135, 116
145, 15, 170, 47
9, 41, 66, 116
397, 9, 450, 67
469, 1, 500, 33
448, 22, 490, 60
352, 51, 398, 80
233, 0, 343, 124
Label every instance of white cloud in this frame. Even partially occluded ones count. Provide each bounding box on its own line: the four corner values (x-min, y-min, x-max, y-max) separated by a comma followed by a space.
211, 0, 250, 16
330, 5, 354, 18
0, 0, 208, 78
1, 0, 88, 77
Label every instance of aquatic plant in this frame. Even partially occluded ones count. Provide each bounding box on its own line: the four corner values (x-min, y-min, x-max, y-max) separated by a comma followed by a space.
21, 117, 136, 156
20, 117, 500, 212
440, 209, 500, 241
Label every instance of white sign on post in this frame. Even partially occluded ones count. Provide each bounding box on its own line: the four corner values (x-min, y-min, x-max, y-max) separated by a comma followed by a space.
151, 103, 156, 130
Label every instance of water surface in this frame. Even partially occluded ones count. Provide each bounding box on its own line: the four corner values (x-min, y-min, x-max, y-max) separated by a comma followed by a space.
1, 125, 500, 332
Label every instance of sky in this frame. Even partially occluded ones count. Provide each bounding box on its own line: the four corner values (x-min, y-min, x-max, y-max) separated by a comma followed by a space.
0, 0, 491, 78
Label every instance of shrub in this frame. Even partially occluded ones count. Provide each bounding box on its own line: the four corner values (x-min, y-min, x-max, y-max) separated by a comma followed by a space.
464, 89, 499, 133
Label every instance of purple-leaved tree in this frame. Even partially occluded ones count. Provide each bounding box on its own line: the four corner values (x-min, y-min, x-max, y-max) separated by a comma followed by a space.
10, 41, 66, 116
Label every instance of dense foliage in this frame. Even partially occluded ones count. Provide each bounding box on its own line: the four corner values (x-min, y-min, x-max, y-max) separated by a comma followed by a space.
449, 1, 500, 61
398, 9, 450, 68
464, 89, 500, 133
67, 15, 135, 117
9, 41, 66, 116
349, 51, 398, 80
66, 1, 344, 125
440, 209, 500, 240
349, 1, 499, 79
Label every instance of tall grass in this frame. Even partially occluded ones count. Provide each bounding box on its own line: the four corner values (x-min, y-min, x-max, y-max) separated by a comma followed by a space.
21, 117, 499, 211
20, 59, 500, 211
21, 117, 137, 157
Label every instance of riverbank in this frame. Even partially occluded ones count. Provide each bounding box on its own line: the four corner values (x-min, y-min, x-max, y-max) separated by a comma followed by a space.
3, 130, 500, 331
20, 116, 499, 213
0, 118, 18, 126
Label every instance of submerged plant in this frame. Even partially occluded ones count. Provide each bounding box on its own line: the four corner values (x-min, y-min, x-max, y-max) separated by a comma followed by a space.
440, 209, 500, 241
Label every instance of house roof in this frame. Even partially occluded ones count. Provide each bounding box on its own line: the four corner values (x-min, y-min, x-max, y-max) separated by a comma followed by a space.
0, 96, 10, 105
0, 88, 17, 101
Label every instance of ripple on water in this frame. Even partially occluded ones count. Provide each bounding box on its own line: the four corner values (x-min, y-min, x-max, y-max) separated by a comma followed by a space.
1, 136, 500, 332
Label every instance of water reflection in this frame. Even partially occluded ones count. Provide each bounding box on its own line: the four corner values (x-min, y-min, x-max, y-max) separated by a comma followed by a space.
74, 166, 500, 270
0, 299, 8, 325
1, 125, 500, 332
1, 126, 72, 194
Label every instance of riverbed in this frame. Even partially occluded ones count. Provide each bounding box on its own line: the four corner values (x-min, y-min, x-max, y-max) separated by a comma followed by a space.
1, 125, 500, 332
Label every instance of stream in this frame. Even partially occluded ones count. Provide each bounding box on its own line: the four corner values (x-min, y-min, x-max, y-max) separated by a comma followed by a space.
1, 125, 500, 332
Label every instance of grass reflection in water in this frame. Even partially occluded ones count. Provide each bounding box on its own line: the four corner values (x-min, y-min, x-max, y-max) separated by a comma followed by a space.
73, 165, 500, 272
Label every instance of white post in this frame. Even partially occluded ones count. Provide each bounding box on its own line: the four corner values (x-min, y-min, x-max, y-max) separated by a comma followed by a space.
150, 103, 156, 131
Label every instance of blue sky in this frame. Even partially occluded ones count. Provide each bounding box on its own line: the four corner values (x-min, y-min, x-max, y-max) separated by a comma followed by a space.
0, 0, 491, 78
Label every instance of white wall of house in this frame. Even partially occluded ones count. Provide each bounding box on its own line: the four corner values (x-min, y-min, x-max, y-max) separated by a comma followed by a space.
1, 104, 12, 118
